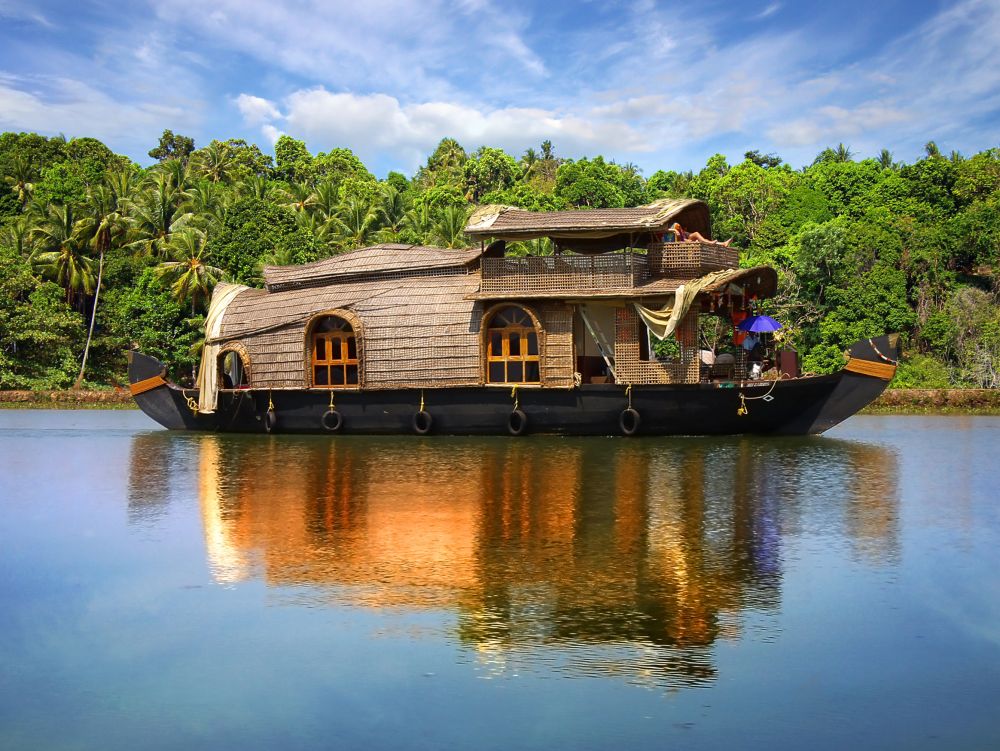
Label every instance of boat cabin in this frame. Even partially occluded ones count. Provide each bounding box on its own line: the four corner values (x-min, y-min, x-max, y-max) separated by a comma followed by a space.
199, 199, 777, 403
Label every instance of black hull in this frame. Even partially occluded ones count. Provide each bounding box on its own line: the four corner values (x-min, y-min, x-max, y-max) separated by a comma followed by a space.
128, 336, 896, 437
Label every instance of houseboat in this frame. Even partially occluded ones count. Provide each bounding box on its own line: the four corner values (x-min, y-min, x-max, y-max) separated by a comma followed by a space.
128, 199, 898, 435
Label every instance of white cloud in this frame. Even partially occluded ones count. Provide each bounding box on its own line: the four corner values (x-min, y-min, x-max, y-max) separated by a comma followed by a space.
756, 3, 782, 20
0, 73, 189, 145
243, 88, 649, 170
2, 0, 999, 172
235, 94, 282, 125
0, 1, 54, 28
152, 0, 545, 101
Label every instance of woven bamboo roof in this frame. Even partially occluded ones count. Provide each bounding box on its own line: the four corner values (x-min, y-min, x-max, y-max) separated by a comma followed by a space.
635, 266, 777, 297
263, 244, 482, 292
465, 199, 711, 250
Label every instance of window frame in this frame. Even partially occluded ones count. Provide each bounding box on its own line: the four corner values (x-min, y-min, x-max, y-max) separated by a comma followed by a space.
483, 304, 543, 386
307, 312, 362, 389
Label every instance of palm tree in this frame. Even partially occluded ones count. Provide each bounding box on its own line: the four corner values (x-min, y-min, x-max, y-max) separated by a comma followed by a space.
924, 141, 942, 159
374, 185, 409, 242
31, 204, 95, 303
0, 215, 38, 259
294, 210, 337, 251
182, 179, 228, 230
402, 202, 435, 245
331, 198, 380, 249
127, 174, 192, 257
521, 147, 539, 180
72, 180, 133, 387
153, 157, 193, 191
3, 155, 36, 207
105, 169, 140, 209
239, 175, 279, 202
833, 143, 853, 162
281, 182, 318, 213
312, 180, 341, 220
155, 228, 224, 314
193, 141, 234, 184
430, 205, 470, 248
877, 149, 895, 170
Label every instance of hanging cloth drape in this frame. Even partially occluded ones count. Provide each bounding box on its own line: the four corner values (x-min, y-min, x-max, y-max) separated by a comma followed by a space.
633, 268, 736, 339
197, 282, 249, 414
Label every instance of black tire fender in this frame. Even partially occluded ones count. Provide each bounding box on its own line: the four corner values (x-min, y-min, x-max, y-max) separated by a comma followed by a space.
508, 408, 528, 436
321, 409, 343, 432
619, 407, 641, 436
264, 410, 278, 433
413, 410, 433, 435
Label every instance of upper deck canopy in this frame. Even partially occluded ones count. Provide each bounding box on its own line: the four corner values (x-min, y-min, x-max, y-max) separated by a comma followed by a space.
465, 198, 712, 253
263, 243, 482, 292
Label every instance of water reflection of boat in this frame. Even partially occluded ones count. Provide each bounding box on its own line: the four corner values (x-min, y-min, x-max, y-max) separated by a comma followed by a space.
127, 433, 899, 686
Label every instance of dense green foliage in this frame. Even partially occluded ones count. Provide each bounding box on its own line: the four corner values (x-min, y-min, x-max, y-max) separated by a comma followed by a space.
1, 129, 998, 388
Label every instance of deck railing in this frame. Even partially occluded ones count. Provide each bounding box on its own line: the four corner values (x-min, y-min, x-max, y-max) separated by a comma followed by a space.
480, 253, 649, 296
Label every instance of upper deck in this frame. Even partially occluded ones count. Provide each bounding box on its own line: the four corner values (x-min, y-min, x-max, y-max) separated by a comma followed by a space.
477, 241, 741, 299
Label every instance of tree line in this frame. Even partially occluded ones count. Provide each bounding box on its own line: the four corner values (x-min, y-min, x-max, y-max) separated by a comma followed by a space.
1, 129, 998, 389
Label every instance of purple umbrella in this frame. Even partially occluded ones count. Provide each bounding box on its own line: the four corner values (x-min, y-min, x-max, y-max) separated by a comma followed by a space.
738, 315, 783, 333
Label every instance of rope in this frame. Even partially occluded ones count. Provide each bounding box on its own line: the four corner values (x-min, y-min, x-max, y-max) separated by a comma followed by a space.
419, 389, 425, 412
737, 375, 781, 416
742, 376, 781, 401
625, 383, 632, 409
184, 393, 199, 414
510, 384, 519, 411
868, 338, 898, 365
328, 390, 335, 410
268, 390, 275, 412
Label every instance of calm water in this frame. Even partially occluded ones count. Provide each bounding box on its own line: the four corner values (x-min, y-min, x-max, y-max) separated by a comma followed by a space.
1, 411, 998, 750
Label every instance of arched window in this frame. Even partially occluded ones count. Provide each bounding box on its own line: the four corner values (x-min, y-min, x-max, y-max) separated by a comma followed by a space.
218, 348, 250, 389
311, 316, 359, 387
486, 306, 540, 384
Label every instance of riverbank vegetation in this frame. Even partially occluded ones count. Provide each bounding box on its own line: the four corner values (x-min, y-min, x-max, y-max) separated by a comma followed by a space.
1, 130, 998, 389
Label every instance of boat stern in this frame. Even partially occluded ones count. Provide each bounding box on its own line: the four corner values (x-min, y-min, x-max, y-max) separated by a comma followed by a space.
127, 350, 211, 430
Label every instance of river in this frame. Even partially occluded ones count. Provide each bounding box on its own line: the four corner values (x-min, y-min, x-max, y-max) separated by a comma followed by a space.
1, 410, 998, 750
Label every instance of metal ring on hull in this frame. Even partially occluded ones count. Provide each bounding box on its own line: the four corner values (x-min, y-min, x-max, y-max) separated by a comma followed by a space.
413, 410, 433, 435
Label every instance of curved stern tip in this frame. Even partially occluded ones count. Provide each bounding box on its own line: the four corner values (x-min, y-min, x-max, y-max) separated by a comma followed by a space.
127, 350, 197, 431
805, 334, 899, 434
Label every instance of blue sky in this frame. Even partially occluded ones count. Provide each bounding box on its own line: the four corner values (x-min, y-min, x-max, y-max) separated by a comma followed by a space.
1, 0, 998, 178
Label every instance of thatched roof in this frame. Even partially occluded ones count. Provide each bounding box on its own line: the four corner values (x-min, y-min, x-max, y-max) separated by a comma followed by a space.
263, 244, 482, 292
465, 199, 712, 252
634, 266, 778, 298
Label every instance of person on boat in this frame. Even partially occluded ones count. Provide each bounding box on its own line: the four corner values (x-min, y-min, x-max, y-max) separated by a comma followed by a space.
669, 222, 733, 246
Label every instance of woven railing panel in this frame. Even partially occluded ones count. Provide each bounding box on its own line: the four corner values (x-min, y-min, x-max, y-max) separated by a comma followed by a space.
481, 254, 648, 296
647, 242, 738, 277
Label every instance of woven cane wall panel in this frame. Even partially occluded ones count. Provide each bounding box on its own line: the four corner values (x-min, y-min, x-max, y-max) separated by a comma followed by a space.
234, 271, 486, 390
538, 303, 574, 388
613, 306, 699, 385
